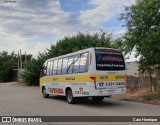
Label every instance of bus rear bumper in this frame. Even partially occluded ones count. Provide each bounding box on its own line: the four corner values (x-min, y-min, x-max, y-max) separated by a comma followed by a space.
74, 87, 126, 97
93, 87, 126, 97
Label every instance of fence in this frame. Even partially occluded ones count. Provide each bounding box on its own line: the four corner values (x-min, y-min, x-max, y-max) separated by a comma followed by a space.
126, 75, 156, 91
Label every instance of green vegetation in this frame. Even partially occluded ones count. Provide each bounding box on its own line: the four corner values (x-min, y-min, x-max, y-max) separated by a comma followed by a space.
0, 51, 17, 82
21, 31, 123, 85
120, 0, 160, 72
120, 0, 160, 91
21, 52, 48, 85
143, 93, 160, 101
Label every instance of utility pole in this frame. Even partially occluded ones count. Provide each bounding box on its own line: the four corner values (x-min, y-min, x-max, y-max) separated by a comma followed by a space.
17, 51, 20, 81
20, 49, 22, 70
18, 51, 19, 71
25, 51, 27, 63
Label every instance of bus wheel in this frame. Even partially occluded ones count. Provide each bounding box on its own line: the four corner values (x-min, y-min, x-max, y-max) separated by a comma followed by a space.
42, 87, 49, 98
66, 89, 76, 104
92, 97, 104, 103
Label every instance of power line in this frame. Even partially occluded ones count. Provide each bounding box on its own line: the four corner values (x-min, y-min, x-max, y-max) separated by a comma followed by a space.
0, 23, 123, 36
0, 30, 60, 36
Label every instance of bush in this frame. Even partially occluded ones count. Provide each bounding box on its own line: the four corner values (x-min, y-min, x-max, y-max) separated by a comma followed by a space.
0, 51, 17, 82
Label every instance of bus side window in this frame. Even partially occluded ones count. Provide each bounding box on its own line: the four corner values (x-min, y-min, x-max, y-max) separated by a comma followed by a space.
46, 61, 51, 76
53, 59, 58, 75
67, 56, 74, 74
80, 52, 88, 73
73, 54, 80, 73
57, 59, 62, 75
62, 57, 68, 74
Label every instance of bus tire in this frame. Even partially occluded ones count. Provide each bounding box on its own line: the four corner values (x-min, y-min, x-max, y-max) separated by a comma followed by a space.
92, 97, 104, 103
42, 87, 49, 98
66, 89, 76, 104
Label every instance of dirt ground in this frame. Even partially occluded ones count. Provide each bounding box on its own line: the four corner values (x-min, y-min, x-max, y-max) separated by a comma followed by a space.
112, 89, 160, 105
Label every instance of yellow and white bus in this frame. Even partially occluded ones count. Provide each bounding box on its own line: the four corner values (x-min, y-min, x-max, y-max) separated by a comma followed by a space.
40, 47, 127, 104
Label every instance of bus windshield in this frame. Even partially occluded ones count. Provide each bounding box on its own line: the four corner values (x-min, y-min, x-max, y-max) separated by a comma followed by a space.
95, 49, 125, 71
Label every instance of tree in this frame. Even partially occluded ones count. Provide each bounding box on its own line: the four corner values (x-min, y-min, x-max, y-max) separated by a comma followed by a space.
0, 51, 17, 82
120, 0, 160, 91
21, 52, 48, 85
47, 31, 120, 57
21, 31, 123, 85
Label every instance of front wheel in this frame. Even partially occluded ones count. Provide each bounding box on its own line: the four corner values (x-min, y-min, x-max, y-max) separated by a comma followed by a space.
66, 89, 76, 104
42, 87, 49, 98
92, 97, 104, 103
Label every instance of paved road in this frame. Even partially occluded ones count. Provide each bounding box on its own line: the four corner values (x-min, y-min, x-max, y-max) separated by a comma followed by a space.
0, 83, 160, 125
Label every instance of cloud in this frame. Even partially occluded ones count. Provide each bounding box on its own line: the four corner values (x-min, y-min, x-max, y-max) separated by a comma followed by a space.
0, 0, 71, 56
0, 34, 60, 59
112, 29, 126, 39
0, 0, 135, 57
79, 0, 134, 27
0, 0, 73, 35
0, 0, 135, 35
0, 32, 53, 57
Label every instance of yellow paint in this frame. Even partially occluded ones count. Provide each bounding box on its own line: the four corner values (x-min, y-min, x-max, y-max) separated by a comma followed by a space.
40, 74, 127, 91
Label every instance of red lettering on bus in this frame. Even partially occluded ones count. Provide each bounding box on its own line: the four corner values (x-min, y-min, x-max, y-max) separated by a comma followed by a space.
102, 56, 123, 61
49, 88, 64, 94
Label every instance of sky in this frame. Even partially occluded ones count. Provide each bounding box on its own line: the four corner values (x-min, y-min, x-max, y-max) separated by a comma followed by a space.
0, 0, 138, 61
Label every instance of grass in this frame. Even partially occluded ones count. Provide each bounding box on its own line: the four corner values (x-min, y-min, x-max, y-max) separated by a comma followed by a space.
143, 93, 160, 101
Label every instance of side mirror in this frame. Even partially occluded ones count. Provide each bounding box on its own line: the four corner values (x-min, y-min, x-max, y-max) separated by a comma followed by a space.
43, 66, 47, 70
39, 65, 44, 70
39, 65, 47, 70
39, 65, 47, 77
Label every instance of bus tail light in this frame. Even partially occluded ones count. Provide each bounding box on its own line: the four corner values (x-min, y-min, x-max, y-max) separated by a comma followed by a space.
106, 49, 110, 52
90, 77, 97, 90
90, 77, 96, 81
125, 75, 128, 81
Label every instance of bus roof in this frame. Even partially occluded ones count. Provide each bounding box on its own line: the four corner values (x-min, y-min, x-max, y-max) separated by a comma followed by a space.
45, 47, 120, 62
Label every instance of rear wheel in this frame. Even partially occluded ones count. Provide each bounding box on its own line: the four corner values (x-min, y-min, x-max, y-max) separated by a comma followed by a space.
66, 89, 76, 104
92, 97, 104, 103
42, 87, 49, 98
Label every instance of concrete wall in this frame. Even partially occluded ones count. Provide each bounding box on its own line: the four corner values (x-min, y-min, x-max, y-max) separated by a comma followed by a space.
126, 61, 139, 76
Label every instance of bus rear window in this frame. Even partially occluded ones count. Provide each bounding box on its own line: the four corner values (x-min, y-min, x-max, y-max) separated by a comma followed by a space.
95, 49, 125, 71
